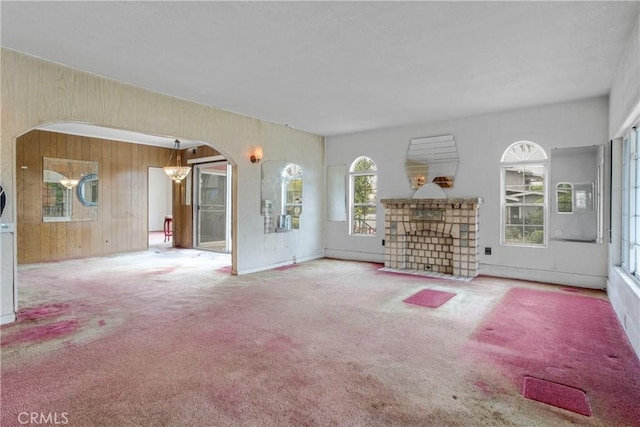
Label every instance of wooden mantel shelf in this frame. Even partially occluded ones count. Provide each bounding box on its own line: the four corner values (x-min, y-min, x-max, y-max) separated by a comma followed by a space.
380, 197, 483, 205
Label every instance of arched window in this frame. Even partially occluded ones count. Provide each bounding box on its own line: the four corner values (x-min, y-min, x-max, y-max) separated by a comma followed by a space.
501, 141, 548, 246
349, 156, 377, 236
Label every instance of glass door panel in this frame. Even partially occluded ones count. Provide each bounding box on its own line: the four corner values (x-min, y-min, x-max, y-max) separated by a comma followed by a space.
195, 163, 231, 253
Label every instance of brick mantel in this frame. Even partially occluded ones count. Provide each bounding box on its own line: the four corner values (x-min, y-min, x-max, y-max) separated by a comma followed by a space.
380, 198, 482, 278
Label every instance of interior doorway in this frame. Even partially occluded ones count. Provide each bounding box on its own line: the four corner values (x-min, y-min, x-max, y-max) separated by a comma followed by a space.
148, 167, 173, 248
194, 162, 232, 253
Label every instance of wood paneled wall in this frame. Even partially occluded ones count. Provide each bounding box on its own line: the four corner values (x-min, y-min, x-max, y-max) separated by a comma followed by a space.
16, 130, 172, 263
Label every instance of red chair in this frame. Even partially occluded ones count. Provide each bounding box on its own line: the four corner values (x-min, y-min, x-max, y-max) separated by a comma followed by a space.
163, 215, 173, 242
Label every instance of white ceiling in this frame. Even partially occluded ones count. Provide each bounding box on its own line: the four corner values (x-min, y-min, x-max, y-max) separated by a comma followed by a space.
1, 1, 638, 139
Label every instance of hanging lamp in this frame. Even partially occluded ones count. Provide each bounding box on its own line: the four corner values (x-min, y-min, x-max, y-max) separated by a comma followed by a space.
163, 139, 191, 183
59, 161, 79, 189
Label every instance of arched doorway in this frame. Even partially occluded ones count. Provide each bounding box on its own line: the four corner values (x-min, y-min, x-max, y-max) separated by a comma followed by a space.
11, 122, 236, 317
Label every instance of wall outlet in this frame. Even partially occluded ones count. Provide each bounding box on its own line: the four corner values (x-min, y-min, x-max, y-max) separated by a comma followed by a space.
382, 239, 385, 246
485, 247, 492, 255
425, 265, 432, 271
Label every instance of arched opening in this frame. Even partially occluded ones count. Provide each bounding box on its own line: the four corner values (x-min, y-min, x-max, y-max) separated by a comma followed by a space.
12, 121, 237, 319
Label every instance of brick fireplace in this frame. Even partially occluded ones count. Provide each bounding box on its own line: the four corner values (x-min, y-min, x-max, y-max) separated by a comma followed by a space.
380, 198, 482, 278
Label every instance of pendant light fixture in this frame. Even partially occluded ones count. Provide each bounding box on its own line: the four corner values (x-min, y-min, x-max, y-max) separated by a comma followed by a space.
59, 161, 79, 189
163, 139, 191, 183
59, 177, 79, 189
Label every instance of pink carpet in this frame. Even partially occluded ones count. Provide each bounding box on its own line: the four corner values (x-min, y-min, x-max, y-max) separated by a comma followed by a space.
522, 376, 592, 416
468, 287, 640, 424
3, 256, 640, 426
216, 265, 232, 273
403, 289, 456, 308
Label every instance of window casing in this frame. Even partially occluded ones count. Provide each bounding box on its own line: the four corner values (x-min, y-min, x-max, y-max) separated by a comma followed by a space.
349, 156, 377, 236
621, 126, 640, 278
500, 141, 548, 246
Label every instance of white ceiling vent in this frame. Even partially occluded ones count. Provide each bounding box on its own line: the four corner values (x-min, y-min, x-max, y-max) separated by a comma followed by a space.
406, 134, 458, 189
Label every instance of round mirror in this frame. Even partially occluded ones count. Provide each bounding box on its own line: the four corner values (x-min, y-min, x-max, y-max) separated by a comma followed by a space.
76, 173, 99, 206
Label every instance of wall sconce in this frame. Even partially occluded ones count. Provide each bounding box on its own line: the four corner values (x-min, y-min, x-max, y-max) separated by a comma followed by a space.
250, 146, 263, 164
409, 176, 426, 190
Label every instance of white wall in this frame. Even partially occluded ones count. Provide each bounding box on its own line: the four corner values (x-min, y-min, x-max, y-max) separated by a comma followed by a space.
326, 96, 609, 288
607, 15, 640, 358
610, 17, 640, 139
148, 167, 172, 231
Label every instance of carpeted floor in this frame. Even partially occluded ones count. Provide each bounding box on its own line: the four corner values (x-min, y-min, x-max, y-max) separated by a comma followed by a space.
1, 250, 639, 426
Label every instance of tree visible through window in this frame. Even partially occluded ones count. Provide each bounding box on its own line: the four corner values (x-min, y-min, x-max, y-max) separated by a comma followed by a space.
501, 141, 547, 245
556, 183, 573, 213
350, 156, 377, 235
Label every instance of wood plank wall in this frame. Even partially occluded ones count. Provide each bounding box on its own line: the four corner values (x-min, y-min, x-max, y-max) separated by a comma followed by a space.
16, 130, 172, 264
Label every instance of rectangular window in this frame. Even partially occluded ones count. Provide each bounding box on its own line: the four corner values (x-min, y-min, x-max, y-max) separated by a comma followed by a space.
502, 164, 546, 245
350, 173, 377, 235
622, 127, 640, 279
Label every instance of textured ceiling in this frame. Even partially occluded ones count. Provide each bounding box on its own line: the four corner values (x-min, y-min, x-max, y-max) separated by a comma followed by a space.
1, 1, 638, 137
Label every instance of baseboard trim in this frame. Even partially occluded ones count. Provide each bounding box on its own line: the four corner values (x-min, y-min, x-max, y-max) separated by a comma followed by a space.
236, 254, 324, 275
1, 312, 16, 325
324, 249, 385, 263
480, 263, 606, 289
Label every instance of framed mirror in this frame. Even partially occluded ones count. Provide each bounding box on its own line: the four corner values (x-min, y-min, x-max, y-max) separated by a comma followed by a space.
283, 163, 303, 230
43, 157, 98, 222
261, 161, 303, 233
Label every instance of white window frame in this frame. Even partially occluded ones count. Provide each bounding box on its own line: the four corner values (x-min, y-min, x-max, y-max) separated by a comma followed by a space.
349, 156, 377, 236
500, 141, 548, 247
555, 182, 574, 214
621, 125, 640, 279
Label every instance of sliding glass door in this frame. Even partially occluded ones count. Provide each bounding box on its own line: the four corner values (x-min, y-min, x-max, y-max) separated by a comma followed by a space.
194, 162, 231, 253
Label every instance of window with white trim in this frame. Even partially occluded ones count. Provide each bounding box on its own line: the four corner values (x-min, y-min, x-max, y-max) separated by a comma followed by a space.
349, 156, 377, 236
501, 141, 548, 246
621, 126, 640, 278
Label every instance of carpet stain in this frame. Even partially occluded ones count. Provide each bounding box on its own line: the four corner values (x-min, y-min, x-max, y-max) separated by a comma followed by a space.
263, 335, 298, 352
18, 303, 70, 320
474, 380, 495, 396
202, 328, 241, 345
2, 320, 79, 345
146, 267, 176, 275
216, 266, 232, 273
468, 288, 640, 425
